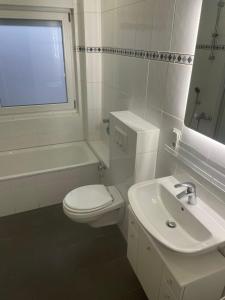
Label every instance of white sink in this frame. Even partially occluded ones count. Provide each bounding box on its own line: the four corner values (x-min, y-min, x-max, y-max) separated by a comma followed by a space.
128, 176, 225, 255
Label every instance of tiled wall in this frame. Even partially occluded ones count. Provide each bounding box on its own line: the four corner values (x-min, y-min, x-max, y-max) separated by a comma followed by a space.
100, 0, 204, 179
75, 0, 102, 141
80, 0, 225, 190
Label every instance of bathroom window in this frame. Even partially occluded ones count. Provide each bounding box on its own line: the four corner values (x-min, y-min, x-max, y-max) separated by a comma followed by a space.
0, 10, 76, 115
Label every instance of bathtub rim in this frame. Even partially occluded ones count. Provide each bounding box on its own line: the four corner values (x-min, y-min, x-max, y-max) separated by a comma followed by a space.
0, 141, 99, 182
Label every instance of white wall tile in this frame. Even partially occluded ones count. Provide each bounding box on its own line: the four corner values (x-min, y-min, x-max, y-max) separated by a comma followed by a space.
116, 5, 136, 49
102, 10, 114, 46
102, 84, 129, 118
83, 0, 101, 13
144, 105, 162, 129
133, 0, 153, 50
127, 58, 149, 118
102, 54, 114, 86
156, 148, 177, 178
101, 0, 116, 12
134, 152, 157, 182
0, 113, 84, 152
87, 82, 102, 110
84, 12, 101, 46
136, 130, 159, 154
113, 55, 131, 92
116, 0, 143, 9
171, 0, 202, 54
147, 61, 168, 110
85, 53, 102, 83
87, 109, 102, 140
99, 0, 225, 196
151, 0, 175, 51
74, 12, 85, 45
163, 63, 192, 120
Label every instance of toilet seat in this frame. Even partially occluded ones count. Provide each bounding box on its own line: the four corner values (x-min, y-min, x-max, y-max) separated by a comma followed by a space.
63, 185, 113, 213
63, 185, 124, 227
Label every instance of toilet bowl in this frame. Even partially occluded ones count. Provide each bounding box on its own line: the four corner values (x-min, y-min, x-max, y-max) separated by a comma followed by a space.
63, 185, 124, 228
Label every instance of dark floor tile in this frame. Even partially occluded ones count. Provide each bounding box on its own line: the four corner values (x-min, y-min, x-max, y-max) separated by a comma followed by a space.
89, 257, 144, 299
0, 204, 147, 300
121, 288, 148, 300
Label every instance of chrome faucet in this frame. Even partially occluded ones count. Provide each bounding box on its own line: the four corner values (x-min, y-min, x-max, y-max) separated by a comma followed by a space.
174, 182, 197, 205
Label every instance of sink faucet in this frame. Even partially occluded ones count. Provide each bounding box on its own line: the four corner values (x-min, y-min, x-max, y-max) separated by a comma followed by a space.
174, 182, 197, 205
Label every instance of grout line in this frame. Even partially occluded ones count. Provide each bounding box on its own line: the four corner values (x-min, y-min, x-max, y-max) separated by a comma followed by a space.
144, 61, 151, 120
161, 110, 185, 123
101, 0, 145, 13
169, 0, 177, 53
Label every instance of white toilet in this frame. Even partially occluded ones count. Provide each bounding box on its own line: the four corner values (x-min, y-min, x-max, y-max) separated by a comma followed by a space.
63, 185, 124, 227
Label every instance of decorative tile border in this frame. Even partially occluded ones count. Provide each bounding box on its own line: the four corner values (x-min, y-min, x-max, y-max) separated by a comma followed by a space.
75, 46, 194, 65
197, 44, 225, 51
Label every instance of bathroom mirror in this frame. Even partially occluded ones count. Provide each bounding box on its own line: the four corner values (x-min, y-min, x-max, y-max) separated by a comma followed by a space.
185, 0, 225, 145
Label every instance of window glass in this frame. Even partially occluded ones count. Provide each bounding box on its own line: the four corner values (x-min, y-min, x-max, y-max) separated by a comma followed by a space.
0, 19, 68, 107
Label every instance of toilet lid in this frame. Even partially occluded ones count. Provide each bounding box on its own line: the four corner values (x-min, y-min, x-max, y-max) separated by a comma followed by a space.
64, 185, 113, 212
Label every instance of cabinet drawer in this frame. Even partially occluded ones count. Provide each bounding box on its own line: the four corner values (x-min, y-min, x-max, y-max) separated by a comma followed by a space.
159, 280, 178, 300
162, 268, 182, 299
137, 230, 163, 300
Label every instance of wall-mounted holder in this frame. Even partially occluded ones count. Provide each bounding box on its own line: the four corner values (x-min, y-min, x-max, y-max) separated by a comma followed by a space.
103, 118, 110, 135
172, 128, 182, 151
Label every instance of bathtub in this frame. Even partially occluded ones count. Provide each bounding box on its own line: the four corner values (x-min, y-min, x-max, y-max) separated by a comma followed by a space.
0, 142, 99, 217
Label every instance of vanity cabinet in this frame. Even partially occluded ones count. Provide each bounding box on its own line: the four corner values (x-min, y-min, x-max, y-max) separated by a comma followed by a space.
127, 208, 225, 300
137, 228, 163, 299
127, 212, 139, 273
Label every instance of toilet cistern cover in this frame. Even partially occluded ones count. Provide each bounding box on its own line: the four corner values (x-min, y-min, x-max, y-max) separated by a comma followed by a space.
64, 185, 113, 211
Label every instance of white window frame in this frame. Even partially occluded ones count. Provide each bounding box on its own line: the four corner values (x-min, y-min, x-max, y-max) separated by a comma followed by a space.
0, 9, 76, 115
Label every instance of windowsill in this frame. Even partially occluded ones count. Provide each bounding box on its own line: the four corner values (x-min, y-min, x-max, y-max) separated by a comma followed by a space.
0, 109, 79, 122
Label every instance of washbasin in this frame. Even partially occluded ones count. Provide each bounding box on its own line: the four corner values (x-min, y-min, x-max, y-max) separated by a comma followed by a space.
128, 176, 225, 255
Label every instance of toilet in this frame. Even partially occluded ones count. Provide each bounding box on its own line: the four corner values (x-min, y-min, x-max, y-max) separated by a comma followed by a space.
63, 185, 124, 227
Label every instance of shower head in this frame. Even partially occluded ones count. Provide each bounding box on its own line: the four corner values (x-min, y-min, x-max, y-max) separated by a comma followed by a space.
218, 0, 225, 7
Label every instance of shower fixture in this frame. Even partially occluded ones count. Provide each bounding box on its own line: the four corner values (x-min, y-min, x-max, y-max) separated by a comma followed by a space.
189, 87, 212, 131
189, 87, 201, 126
194, 111, 212, 130
209, 0, 225, 60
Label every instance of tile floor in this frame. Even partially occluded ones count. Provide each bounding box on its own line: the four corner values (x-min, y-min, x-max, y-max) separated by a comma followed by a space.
0, 204, 147, 300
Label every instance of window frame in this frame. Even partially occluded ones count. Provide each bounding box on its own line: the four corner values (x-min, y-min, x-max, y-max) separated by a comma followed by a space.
0, 9, 76, 115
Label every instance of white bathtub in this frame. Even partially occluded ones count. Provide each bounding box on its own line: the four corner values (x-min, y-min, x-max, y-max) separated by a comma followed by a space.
0, 142, 99, 217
